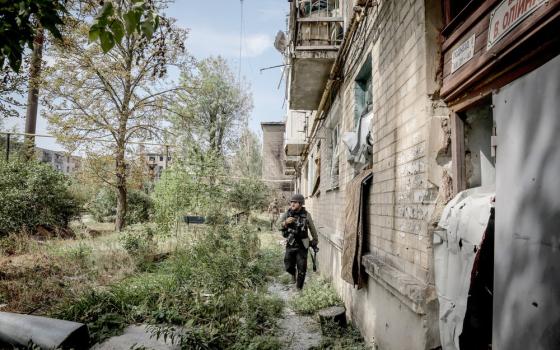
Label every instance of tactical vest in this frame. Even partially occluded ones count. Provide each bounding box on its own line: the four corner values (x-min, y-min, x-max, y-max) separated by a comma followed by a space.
286, 208, 309, 240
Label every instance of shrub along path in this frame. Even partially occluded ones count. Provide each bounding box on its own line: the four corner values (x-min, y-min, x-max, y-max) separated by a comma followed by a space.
268, 276, 323, 350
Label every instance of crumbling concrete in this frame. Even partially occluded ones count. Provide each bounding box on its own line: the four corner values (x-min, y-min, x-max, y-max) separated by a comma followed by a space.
92, 325, 180, 350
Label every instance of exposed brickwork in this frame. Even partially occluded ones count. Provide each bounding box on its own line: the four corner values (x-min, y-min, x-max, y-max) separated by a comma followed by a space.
297, 0, 445, 348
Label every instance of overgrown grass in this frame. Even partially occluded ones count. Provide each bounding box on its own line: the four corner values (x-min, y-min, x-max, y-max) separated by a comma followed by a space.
0, 216, 287, 349
311, 324, 371, 350
0, 230, 135, 315
290, 277, 343, 315
52, 223, 285, 349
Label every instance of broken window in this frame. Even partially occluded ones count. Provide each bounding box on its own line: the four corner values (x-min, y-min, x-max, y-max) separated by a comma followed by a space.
354, 57, 373, 129
463, 103, 495, 189
451, 98, 496, 194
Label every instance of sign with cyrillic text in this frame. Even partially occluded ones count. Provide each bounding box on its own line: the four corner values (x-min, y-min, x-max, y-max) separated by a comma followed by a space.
487, 0, 546, 49
452, 34, 475, 73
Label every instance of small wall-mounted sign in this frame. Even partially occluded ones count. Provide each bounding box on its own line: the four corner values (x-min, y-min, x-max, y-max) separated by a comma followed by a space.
452, 34, 476, 73
487, 0, 546, 50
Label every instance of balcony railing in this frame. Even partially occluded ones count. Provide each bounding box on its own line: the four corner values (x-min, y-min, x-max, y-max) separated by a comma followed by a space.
291, 0, 343, 50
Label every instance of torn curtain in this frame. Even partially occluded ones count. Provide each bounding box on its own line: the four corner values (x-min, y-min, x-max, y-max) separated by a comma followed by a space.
341, 169, 373, 288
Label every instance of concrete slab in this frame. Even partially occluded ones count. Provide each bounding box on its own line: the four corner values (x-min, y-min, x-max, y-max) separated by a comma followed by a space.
92, 325, 180, 350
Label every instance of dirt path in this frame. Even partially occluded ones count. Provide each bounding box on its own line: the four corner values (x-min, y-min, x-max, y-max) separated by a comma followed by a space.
268, 274, 323, 350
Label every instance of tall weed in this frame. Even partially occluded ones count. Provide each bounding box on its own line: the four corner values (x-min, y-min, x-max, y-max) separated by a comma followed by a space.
55, 224, 284, 348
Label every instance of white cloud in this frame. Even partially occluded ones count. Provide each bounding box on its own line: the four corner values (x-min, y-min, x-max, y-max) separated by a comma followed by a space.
244, 34, 273, 57
187, 26, 273, 58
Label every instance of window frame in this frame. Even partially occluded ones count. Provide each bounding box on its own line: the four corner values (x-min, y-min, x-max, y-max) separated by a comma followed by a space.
354, 55, 373, 129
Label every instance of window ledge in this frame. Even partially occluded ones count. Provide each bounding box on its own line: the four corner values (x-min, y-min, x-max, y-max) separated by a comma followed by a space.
361, 254, 435, 315
325, 185, 339, 192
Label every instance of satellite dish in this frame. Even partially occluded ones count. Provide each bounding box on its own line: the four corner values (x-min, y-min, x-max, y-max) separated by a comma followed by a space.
274, 31, 287, 54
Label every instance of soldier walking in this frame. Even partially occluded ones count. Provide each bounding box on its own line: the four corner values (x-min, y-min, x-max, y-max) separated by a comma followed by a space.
277, 194, 319, 290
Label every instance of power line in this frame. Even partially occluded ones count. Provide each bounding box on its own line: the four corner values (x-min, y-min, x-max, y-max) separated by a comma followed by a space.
238, 0, 244, 86
0, 131, 175, 147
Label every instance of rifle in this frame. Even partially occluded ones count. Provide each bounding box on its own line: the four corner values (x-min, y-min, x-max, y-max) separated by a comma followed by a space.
309, 247, 318, 272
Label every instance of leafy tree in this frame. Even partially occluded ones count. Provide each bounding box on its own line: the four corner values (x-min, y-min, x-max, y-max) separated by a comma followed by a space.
88, 187, 153, 224
153, 145, 228, 235
0, 159, 79, 234
230, 128, 263, 178
227, 178, 269, 214
0, 0, 160, 72
173, 57, 252, 157
43, 0, 187, 231
0, 66, 27, 119
0, 0, 65, 72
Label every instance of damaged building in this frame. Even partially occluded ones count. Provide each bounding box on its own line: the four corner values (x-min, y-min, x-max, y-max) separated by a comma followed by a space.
261, 122, 295, 200
279, 0, 560, 349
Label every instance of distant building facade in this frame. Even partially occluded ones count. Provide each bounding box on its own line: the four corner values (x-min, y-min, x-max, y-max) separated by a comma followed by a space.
144, 152, 171, 180
261, 122, 293, 200
36, 147, 81, 175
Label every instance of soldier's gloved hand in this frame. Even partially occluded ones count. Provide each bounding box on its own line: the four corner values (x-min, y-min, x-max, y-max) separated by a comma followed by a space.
284, 217, 295, 226
311, 240, 319, 252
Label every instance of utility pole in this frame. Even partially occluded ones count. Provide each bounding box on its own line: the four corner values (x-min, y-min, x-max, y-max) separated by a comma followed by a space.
238, 0, 244, 86
24, 26, 45, 161
5, 133, 10, 162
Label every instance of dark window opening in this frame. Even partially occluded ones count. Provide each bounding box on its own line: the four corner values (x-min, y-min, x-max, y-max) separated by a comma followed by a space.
281, 182, 292, 192
443, 0, 484, 28
354, 57, 373, 128
461, 101, 495, 189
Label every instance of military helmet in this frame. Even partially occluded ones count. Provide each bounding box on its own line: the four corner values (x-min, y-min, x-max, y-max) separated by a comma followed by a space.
290, 193, 305, 205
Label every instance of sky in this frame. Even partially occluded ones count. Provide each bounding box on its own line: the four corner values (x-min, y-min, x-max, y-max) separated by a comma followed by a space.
4, 0, 288, 151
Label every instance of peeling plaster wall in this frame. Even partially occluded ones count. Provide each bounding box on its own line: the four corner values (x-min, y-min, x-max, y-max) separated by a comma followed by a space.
262, 123, 292, 197
303, 0, 448, 348
493, 54, 560, 350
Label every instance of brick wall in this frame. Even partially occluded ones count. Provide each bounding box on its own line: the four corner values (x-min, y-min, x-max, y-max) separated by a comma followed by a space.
301, 0, 445, 348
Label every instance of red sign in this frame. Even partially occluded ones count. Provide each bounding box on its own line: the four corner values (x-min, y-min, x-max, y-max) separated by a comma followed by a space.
487, 0, 546, 49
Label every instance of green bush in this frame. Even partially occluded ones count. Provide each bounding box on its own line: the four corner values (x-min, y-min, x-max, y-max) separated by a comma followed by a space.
227, 178, 269, 214
0, 160, 80, 234
55, 224, 284, 348
311, 324, 371, 350
119, 227, 154, 256
290, 277, 342, 315
88, 188, 153, 225
88, 187, 116, 222
153, 148, 229, 234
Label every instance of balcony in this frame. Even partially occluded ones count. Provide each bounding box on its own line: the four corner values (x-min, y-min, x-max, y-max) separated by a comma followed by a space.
288, 0, 343, 110
284, 110, 312, 157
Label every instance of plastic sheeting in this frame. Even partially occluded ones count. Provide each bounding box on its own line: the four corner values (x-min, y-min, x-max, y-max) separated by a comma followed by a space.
342, 111, 373, 165
434, 188, 494, 350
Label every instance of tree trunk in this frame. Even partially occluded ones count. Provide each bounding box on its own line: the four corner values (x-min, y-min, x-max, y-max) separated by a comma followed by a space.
24, 27, 44, 160
115, 147, 128, 231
